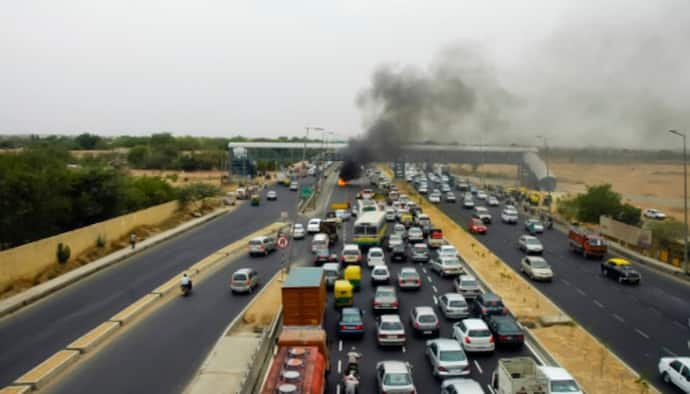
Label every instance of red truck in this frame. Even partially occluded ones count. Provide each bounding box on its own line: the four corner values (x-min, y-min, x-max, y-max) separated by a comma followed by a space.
568, 227, 607, 258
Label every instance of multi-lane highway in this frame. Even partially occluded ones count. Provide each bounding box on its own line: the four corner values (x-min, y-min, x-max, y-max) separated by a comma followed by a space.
0, 177, 315, 388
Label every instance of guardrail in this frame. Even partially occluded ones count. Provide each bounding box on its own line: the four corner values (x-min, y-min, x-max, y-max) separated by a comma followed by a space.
237, 308, 283, 394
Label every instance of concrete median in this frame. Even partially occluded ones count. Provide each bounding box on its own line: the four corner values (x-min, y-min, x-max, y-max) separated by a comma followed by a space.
66, 321, 121, 354
108, 293, 161, 325
13, 350, 80, 390
0, 385, 31, 394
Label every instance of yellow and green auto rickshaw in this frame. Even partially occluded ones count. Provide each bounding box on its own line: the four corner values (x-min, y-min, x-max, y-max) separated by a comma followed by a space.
333, 280, 353, 308
250, 194, 260, 206
343, 265, 361, 291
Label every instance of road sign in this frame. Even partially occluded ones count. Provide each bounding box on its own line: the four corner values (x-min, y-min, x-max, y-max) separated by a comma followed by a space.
301, 186, 313, 198
277, 236, 289, 249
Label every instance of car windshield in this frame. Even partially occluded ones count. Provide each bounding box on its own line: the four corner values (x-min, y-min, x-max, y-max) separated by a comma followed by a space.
344, 250, 359, 256
588, 239, 605, 246
468, 329, 491, 337
439, 350, 466, 362
377, 289, 394, 297
401, 272, 418, 278
373, 268, 388, 275
418, 315, 437, 323
233, 273, 247, 281
380, 322, 403, 330
370, 250, 383, 257
391, 235, 402, 241
449, 300, 466, 307
383, 372, 411, 386
527, 238, 541, 245
249, 240, 263, 245
477, 208, 488, 213
550, 379, 581, 392
294, 224, 303, 229
341, 311, 361, 323
530, 259, 549, 268
461, 279, 477, 287
443, 258, 460, 266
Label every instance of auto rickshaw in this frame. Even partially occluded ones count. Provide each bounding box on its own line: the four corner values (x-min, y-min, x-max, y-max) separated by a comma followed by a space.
250, 194, 260, 206
333, 280, 353, 308
343, 265, 361, 291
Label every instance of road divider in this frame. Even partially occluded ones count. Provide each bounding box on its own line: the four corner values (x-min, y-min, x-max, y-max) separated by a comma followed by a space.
0, 385, 31, 394
4, 221, 288, 392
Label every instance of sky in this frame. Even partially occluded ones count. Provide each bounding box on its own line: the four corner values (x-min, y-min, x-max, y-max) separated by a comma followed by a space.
1, 0, 689, 148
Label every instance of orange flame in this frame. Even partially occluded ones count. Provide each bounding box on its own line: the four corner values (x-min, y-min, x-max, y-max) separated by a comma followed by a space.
338, 178, 347, 187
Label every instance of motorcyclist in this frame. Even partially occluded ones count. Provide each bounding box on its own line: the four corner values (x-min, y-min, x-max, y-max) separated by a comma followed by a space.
180, 273, 192, 292
343, 371, 359, 394
346, 348, 362, 376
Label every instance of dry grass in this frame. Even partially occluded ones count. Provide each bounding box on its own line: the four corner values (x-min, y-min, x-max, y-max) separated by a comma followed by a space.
234, 272, 284, 334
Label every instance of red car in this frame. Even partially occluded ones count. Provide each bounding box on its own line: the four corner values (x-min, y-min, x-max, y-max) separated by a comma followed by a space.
468, 218, 487, 234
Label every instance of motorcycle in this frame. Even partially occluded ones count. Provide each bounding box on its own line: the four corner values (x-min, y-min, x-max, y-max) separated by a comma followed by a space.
342, 359, 360, 394
180, 283, 192, 296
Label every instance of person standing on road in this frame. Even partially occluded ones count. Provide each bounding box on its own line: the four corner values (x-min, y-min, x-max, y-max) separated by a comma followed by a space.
129, 233, 137, 249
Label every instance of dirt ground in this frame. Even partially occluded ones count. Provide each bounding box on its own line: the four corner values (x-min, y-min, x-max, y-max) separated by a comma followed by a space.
234, 271, 285, 333
129, 169, 277, 193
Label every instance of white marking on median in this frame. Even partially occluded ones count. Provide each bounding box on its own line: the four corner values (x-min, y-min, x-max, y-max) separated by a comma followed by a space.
662, 347, 678, 357
474, 360, 483, 374
593, 299, 604, 308
432, 285, 438, 293
612, 314, 625, 323
575, 287, 587, 296
337, 360, 342, 374
433, 295, 439, 305
635, 328, 650, 339
338, 340, 342, 352
560, 279, 571, 286
487, 384, 497, 394
402, 346, 406, 353
672, 320, 687, 330
336, 384, 341, 394
422, 267, 427, 274
427, 276, 433, 283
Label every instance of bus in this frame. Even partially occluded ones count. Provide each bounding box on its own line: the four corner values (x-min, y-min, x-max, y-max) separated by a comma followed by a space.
352, 211, 387, 247
356, 199, 378, 216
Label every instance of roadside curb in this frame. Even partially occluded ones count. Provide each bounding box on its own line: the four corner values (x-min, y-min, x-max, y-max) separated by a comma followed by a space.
0, 205, 235, 319
66, 322, 121, 354
108, 293, 161, 325
0, 385, 31, 394
13, 350, 80, 390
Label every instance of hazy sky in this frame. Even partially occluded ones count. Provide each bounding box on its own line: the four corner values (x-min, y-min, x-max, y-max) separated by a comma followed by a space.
1, 1, 688, 148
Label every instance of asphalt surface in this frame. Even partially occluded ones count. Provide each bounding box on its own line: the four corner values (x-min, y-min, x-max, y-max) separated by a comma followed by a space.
429, 181, 690, 393
324, 180, 536, 394
0, 177, 315, 388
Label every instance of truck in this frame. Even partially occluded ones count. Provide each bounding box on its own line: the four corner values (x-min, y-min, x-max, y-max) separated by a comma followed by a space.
281, 267, 326, 326
319, 218, 339, 245
490, 358, 549, 394
568, 226, 607, 259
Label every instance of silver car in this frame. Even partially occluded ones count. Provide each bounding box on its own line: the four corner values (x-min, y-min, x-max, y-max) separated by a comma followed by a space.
407, 226, 424, 243
463, 198, 475, 208
441, 378, 484, 394
518, 235, 544, 254
292, 223, 305, 239
454, 275, 481, 299
409, 306, 440, 337
410, 243, 430, 263
230, 268, 259, 293
430, 256, 464, 277
520, 256, 554, 281
376, 314, 406, 346
425, 338, 470, 377
388, 234, 404, 251
371, 265, 391, 284
376, 361, 416, 394
438, 293, 470, 319
525, 218, 545, 233
453, 318, 495, 353
398, 268, 421, 290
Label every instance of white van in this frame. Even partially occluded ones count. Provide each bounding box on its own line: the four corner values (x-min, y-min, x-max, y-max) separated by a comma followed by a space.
538, 366, 584, 394
311, 233, 329, 253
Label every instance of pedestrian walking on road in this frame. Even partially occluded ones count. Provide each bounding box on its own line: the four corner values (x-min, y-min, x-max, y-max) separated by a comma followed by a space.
129, 233, 137, 249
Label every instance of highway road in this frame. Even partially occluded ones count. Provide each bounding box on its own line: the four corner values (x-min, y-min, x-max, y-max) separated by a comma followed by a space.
428, 179, 690, 393
323, 180, 538, 394
0, 176, 315, 388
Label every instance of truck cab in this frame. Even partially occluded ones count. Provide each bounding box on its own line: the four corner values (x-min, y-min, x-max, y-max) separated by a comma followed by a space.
491, 357, 548, 394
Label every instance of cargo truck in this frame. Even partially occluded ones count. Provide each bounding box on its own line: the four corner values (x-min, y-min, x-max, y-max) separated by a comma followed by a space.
281, 267, 326, 326
568, 226, 607, 259
490, 357, 549, 394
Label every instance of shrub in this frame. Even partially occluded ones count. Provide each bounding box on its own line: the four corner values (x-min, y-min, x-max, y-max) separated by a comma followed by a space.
96, 234, 106, 248
57, 243, 71, 264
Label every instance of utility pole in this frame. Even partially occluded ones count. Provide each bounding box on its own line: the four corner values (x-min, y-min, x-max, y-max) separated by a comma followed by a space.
669, 130, 688, 275
302, 126, 323, 165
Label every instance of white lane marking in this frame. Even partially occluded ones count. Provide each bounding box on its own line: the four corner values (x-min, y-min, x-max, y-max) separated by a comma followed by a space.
422, 267, 427, 274
432, 285, 438, 293
560, 279, 571, 286
433, 295, 439, 305
575, 287, 587, 296
402, 345, 406, 353
487, 384, 497, 394
427, 276, 433, 283
662, 347, 678, 357
336, 384, 341, 394
593, 299, 604, 308
672, 320, 687, 330
635, 328, 650, 339
612, 314, 625, 323
474, 360, 483, 374
338, 340, 343, 352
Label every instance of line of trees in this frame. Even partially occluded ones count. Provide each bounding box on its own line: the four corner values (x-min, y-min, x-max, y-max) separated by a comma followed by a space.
557, 184, 642, 226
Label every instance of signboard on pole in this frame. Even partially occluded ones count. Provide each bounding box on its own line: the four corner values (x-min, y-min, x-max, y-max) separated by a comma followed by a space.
277, 236, 289, 249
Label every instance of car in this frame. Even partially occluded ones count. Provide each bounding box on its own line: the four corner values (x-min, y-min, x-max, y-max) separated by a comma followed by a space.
419, 186, 428, 194
446, 192, 456, 203
454, 274, 481, 299
248, 236, 276, 256
376, 314, 407, 346
438, 245, 458, 258
367, 247, 386, 267
230, 268, 259, 293
371, 265, 391, 284
335, 209, 351, 222
385, 208, 397, 222
292, 223, 305, 239
658, 357, 690, 392
392, 223, 407, 239
416, 213, 431, 229
520, 256, 554, 281
409, 306, 440, 337
468, 218, 487, 234
476, 190, 487, 200
524, 218, 544, 233
407, 226, 425, 243
430, 255, 464, 277
373, 285, 400, 314
360, 189, 375, 199
341, 244, 362, 265
501, 207, 519, 224
388, 234, 404, 251
398, 267, 421, 290
337, 307, 365, 337
376, 361, 417, 394
452, 318, 495, 353
473, 292, 508, 320
322, 263, 340, 288
307, 218, 321, 234
425, 338, 470, 377
518, 234, 544, 254
313, 248, 337, 265
266, 190, 277, 200
644, 208, 667, 220
438, 293, 470, 319
486, 314, 524, 347
488, 196, 499, 206
463, 198, 475, 208
441, 184, 451, 193
472, 206, 492, 223
429, 193, 441, 203
441, 378, 484, 394
289, 181, 298, 191
391, 243, 407, 262
601, 258, 641, 285
428, 228, 445, 248
539, 367, 584, 394
410, 243, 430, 263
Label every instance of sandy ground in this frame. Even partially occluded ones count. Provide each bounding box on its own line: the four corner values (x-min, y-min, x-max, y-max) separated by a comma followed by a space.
234, 271, 285, 333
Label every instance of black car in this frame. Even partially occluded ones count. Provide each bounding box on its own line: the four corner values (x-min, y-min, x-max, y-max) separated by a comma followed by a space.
601, 258, 641, 285
391, 243, 407, 262
314, 248, 337, 265
473, 293, 508, 320
486, 315, 524, 347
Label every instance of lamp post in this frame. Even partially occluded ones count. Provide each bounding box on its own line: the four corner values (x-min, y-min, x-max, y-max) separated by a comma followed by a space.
302, 126, 323, 164
669, 129, 688, 275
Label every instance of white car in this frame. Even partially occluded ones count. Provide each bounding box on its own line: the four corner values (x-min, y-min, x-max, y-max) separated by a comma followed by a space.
367, 247, 386, 267
430, 256, 464, 277
476, 191, 487, 200
371, 265, 391, 284
463, 198, 475, 208
488, 196, 499, 206
441, 378, 484, 394
385, 208, 397, 222
376, 314, 406, 346
425, 338, 470, 377
335, 209, 350, 222
501, 207, 519, 224
518, 235, 544, 254
376, 361, 416, 394
437, 293, 470, 319
292, 223, 305, 239
452, 318, 495, 353
644, 208, 667, 220
266, 190, 277, 200
341, 244, 362, 264
658, 357, 690, 393
539, 367, 584, 394
520, 256, 554, 281
429, 193, 441, 203
473, 206, 492, 223
438, 245, 458, 258
388, 234, 404, 251
307, 218, 321, 234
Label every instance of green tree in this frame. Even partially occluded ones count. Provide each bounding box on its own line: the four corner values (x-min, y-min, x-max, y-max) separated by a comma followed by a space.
615, 203, 642, 226
573, 184, 623, 223
648, 219, 687, 249
127, 145, 150, 168
74, 133, 104, 150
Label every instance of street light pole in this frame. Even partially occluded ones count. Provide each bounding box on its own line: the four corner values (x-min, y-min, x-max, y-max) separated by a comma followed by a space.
669, 129, 688, 275
302, 126, 323, 164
